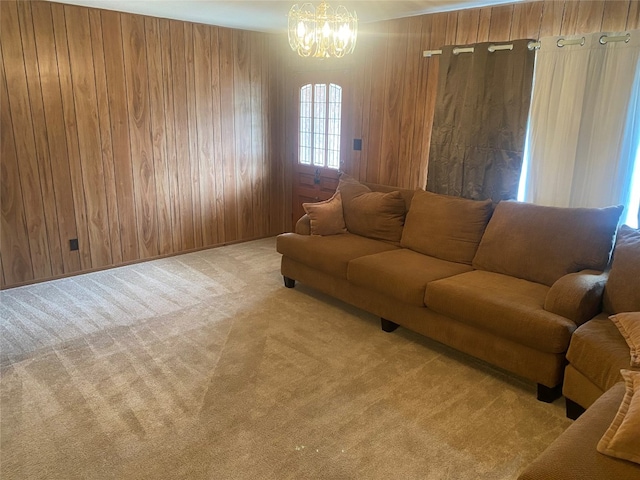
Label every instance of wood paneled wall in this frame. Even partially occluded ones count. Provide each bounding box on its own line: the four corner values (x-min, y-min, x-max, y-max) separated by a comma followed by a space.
285, 0, 639, 195
0, 1, 288, 288
2, 0, 637, 287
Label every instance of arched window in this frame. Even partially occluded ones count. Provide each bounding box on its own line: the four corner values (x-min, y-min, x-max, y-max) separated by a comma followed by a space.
299, 83, 342, 170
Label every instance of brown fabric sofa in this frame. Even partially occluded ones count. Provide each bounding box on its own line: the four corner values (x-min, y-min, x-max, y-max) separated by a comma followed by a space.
518, 382, 640, 480
563, 225, 640, 417
277, 181, 623, 401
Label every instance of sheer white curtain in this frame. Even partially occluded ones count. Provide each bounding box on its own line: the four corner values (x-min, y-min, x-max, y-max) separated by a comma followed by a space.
523, 30, 640, 217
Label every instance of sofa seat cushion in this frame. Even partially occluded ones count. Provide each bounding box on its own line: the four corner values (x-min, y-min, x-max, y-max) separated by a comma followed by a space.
566, 313, 640, 393
347, 249, 473, 307
425, 270, 576, 353
276, 233, 399, 279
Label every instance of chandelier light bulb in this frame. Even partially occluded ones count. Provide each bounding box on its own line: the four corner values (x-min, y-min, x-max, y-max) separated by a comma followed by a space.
288, 1, 358, 58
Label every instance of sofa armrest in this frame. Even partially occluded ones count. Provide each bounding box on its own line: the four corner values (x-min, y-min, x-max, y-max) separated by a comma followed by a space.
295, 214, 311, 235
544, 270, 607, 326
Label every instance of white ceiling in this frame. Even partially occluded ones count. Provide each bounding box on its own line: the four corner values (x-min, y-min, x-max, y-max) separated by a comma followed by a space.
51, 0, 524, 34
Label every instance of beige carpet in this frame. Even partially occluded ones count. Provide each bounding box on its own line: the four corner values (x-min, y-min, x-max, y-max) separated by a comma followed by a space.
0, 237, 570, 479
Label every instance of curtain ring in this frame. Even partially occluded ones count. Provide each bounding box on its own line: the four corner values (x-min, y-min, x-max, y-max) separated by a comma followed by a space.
452, 46, 474, 55
557, 37, 585, 48
600, 33, 631, 45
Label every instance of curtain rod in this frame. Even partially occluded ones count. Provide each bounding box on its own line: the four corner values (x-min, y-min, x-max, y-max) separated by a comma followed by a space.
422, 33, 633, 57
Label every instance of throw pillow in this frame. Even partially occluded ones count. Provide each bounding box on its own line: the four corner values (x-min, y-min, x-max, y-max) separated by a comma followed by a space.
401, 190, 493, 265
472, 201, 623, 287
604, 225, 640, 314
610, 312, 640, 368
597, 369, 640, 465
302, 192, 347, 236
337, 175, 406, 243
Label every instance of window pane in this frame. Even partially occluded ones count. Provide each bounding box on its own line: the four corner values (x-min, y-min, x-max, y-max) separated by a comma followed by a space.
624, 143, 640, 228
327, 84, 342, 170
313, 84, 327, 166
299, 84, 313, 165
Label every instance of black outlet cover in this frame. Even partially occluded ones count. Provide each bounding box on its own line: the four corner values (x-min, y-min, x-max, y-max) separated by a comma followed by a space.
353, 138, 362, 151
69, 238, 79, 251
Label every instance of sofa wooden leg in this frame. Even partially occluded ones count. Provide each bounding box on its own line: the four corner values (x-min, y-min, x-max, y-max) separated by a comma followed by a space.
381, 318, 399, 332
537, 383, 562, 403
283, 276, 295, 288
565, 398, 586, 420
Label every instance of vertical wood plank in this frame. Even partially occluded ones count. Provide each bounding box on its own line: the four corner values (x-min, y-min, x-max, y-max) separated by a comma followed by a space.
268, 34, 285, 232
184, 22, 203, 248
100, 10, 138, 262
233, 29, 254, 239
169, 20, 195, 250
1, 47, 34, 284
445, 12, 459, 45
89, 8, 123, 265
627, 1, 640, 29
365, 22, 389, 183
456, 8, 480, 45
560, 0, 581, 35
2, 1, 53, 278
159, 19, 182, 252
144, 16, 173, 255
121, 13, 159, 259
30, 1, 81, 274
510, 2, 544, 39
358, 32, 374, 181
193, 23, 217, 246
260, 33, 271, 237
397, 16, 423, 188
219, 27, 238, 241
488, 5, 514, 41
575, 1, 605, 33
477, 8, 493, 42
601, 1, 631, 31
64, 5, 112, 268
348, 39, 365, 180
210, 27, 226, 242
380, 19, 408, 186
540, 0, 566, 37
249, 32, 266, 238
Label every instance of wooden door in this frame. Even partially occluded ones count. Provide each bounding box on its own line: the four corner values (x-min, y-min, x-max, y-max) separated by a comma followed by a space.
292, 165, 341, 225
291, 71, 349, 227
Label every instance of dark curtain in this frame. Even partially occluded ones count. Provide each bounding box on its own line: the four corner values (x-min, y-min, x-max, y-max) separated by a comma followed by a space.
426, 40, 535, 202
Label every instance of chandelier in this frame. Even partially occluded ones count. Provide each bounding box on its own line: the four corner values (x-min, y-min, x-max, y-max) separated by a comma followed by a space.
287, 2, 358, 58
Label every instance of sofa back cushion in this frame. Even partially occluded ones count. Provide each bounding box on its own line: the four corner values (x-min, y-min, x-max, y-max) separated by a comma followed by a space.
363, 182, 416, 212
400, 190, 493, 265
338, 176, 406, 243
472, 201, 623, 286
604, 225, 640, 314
